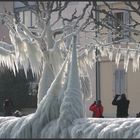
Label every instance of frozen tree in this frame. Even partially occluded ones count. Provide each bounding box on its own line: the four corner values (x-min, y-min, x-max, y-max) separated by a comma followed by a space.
0, 1, 140, 138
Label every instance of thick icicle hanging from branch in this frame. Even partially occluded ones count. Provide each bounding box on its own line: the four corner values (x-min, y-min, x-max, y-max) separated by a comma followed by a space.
0, 41, 17, 75
123, 48, 130, 72
9, 27, 43, 77
92, 47, 96, 62
107, 45, 114, 61
134, 50, 140, 71
48, 46, 64, 77
129, 51, 137, 72
24, 40, 43, 77
98, 45, 108, 57
9, 30, 20, 59
82, 63, 95, 100
85, 46, 95, 69
115, 46, 121, 67
9, 29, 30, 77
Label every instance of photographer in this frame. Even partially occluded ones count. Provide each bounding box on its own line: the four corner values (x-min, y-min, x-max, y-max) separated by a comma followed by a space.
112, 93, 130, 118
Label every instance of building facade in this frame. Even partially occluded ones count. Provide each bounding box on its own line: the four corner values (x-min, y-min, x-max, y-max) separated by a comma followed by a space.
99, 2, 140, 117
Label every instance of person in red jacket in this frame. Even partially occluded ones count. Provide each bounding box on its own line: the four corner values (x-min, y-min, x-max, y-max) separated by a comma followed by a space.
89, 101, 96, 117
89, 100, 104, 118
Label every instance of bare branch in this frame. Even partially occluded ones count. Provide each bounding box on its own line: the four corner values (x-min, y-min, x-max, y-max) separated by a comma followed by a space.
51, 1, 70, 27
17, 22, 39, 40
74, 1, 91, 27
125, 1, 140, 15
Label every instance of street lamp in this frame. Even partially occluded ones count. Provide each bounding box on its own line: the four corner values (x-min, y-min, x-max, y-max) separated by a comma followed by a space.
95, 2, 100, 102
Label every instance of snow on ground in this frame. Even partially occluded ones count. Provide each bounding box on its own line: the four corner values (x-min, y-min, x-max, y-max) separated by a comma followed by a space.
72, 117, 140, 138
0, 116, 140, 138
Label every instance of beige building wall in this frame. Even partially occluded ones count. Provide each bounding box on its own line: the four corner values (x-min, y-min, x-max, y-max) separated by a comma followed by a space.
127, 62, 140, 117
100, 58, 140, 117
100, 60, 115, 117
95, 1, 140, 118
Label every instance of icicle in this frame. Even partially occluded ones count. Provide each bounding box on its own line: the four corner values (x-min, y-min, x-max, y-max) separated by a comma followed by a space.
9, 30, 20, 59
123, 48, 130, 72
107, 45, 114, 61
0, 42, 18, 75
24, 40, 43, 77
85, 47, 95, 69
92, 48, 96, 61
13, 33, 30, 76
48, 46, 64, 76
59, 41, 66, 51
129, 52, 135, 71
131, 51, 138, 72
81, 63, 94, 100
14, 59, 19, 73
98, 45, 108, 57
136, 47, 140, 70
133, 50, 140, 72
85, 49, 88, 56
84, 57, 89, 66
115, 46, 121, 67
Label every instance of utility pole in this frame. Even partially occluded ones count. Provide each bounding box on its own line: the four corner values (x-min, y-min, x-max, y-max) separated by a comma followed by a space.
95, 2, 100, 101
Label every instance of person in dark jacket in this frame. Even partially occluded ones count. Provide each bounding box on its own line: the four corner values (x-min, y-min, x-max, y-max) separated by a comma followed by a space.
112, 93, 130, 118
3, 98, 14, 116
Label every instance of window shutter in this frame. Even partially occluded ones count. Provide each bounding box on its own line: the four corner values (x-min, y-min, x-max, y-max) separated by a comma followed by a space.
32, 12, 36, 27
24, 11, 32, 27
19, 12, 24, 23
114, 69, 126, 95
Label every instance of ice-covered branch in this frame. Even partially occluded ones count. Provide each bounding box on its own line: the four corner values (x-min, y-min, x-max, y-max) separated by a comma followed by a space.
55, 35, 84, 138
0, 41, 14, 54
17, 23, 39, 40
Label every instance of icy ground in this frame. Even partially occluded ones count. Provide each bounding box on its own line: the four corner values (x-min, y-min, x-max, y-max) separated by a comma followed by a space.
0, 116, 140, 138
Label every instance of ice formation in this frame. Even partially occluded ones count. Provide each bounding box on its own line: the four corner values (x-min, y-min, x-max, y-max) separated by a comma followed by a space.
0, 36, 140, 138
71, 118, 140, 138
1, 13, 140, 139
123, 49, 130, 72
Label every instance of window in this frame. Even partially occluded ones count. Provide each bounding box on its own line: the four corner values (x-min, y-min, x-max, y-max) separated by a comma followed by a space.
16, 11, 36, 27
24, 11, 31, 27
14, 2, 36, 28
114, 12, 123, 29
108, 10, 130, 42
114, 69, 127, 95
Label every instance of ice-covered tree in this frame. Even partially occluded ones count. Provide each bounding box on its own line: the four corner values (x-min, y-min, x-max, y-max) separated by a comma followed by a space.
0, 1, 140, 138
0, 1, 97, 104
